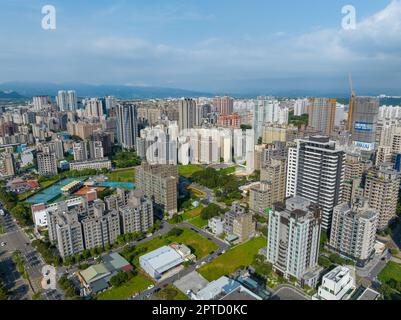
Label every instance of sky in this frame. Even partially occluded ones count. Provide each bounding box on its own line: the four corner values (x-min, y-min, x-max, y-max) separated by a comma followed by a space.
0, 0, 400, 95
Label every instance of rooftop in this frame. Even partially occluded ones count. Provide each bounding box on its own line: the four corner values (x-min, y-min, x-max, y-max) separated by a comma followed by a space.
139, 246, 184, 274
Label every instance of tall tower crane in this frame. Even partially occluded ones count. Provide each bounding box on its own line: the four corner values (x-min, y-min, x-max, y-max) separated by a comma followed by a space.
347, 73, 356, 131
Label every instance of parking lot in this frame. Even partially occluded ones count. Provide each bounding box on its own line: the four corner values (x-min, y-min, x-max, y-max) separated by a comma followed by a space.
174, 271, 209, 295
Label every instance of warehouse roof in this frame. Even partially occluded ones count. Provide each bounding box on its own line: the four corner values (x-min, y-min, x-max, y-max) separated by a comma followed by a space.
139, 246, 184, 274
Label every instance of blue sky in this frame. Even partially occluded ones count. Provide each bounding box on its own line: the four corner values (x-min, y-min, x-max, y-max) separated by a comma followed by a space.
0, 0, 400, 94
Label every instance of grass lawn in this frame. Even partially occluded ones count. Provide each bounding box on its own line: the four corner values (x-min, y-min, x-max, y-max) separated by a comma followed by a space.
105, 168, 136, 182
154, 284, 189, 300
379, 261, 401, 284
218, 166, 237, 175
198, 236, 267, 281
188, 215, 209, 229
97, 274, 153, 300
182, 207, 203, 220
178, 164, 203, 178
133, 228, 218, 266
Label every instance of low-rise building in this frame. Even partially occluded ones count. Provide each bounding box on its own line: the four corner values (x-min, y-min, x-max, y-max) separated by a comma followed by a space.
139, 245, 190, 281
192, 276, 262, 301
208, 216, 225, 236
313, 266, 356, 300
69, 158, 112, 171
77, 253, 133, 295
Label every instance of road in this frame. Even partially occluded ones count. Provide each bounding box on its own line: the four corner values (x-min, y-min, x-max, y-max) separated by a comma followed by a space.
0, 202, 64, 300
189, 183, 227, 209
356, 250, 391, 281
133, 222, 230, 300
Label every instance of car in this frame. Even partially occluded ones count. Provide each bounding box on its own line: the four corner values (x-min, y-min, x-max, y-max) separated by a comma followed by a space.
195, 264, 200, 269
147, 285, 155, 290
1, 242, 6, 247
201, 261, 206, 266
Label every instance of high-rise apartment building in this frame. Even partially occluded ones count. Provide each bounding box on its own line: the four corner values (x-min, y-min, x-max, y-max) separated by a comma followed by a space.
260, 156, 287, 204
0, 152, 16, 177
67, 90, 78, 111
33, 96, 51, 111
81, 200, 121, 250
47, 210, 85, 258
57, 90, 68, 111
329, 199, 378, 266
119, 194, 154, 234
47, 193, 152, 258
348, 96, 379, 151
73, 141, 88, 161
37, 151, 58, 176
288, 136, 345, 230
89, 140, 104, 159
178, 98, 197, 130
115, 103, 138, 149
249, 181, 273, 215
135, 162, 178, 216
57, 90, 78, 111
267, 197, 322, 286
364, 165, 401, 229
85, 98, 104, 118
213, 96, 234, 115
232, 214, 256, 243
253, 97, 288, 140
307, 98, 336, 136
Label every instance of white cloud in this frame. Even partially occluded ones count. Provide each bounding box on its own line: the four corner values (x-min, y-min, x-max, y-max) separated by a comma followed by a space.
1, 0, 401, 93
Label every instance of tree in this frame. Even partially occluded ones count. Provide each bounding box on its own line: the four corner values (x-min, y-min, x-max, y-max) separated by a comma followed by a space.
240, 124, 252, 130
58, 276, 79, 298
111, 150, 141, 168
257, 137, 263, 145
109, 271, 129, 287
170, 214, 183, 224
167, 228, 184, 237
201, 204, 225, 220
251, 254, 272, 279
380, 284, 393, 299
0, 280, 9, 300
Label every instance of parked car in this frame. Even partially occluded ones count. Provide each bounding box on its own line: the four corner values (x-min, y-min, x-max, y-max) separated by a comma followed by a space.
1, 242, 6, 247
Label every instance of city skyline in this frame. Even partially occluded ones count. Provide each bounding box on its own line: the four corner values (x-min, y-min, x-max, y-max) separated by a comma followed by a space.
1, 0, 401, 95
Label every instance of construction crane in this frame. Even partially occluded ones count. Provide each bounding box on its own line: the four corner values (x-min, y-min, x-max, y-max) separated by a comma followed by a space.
347, 73, 356, 131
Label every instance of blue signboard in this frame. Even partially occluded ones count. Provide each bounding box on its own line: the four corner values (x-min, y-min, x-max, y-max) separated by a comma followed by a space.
354, 122, 373, 132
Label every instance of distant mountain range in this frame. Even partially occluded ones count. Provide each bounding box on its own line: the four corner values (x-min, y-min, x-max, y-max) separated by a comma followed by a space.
0, 82, 213, 99
0, 90, 25, 99
0, 82, 400, 105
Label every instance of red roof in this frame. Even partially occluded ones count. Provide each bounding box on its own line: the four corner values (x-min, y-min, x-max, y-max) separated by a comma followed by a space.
121, 265, 134, 272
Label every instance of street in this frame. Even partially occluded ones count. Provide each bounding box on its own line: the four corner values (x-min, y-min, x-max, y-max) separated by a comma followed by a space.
0, 201, 64, 299
356, 250, 391, 281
